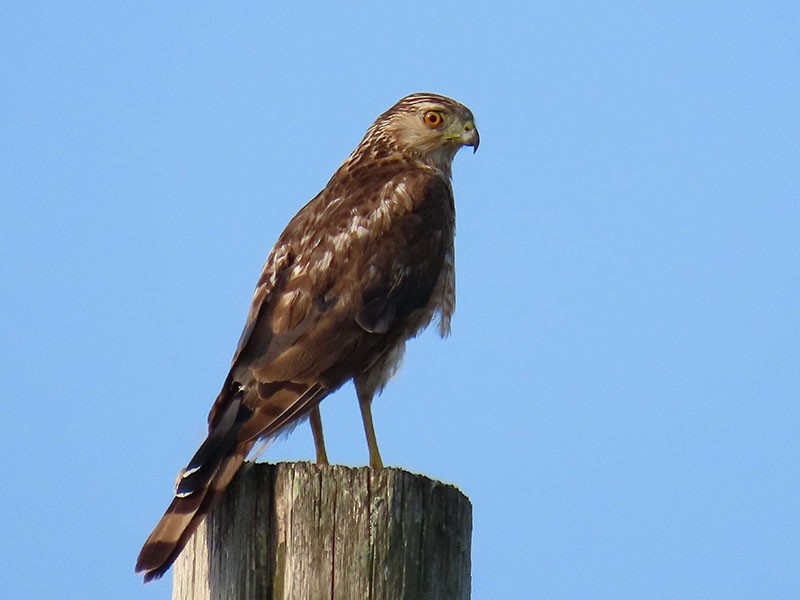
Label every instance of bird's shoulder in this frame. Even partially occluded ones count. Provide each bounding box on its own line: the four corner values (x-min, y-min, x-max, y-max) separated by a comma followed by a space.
261, 155, 451, 288
285, 152, 450, 243
229, 154, 453, 370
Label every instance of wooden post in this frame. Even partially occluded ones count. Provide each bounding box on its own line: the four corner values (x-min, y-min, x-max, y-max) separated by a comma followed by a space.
173, 462, 472, 600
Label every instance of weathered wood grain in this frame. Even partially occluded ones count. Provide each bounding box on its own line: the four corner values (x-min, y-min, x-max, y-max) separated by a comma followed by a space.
173, 462, 471, 600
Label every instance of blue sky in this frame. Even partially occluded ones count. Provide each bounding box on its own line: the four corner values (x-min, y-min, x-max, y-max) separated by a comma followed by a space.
2, 2, 798, 598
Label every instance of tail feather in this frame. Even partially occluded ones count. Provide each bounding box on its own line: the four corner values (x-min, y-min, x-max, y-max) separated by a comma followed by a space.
136, 442, 253, 582
136, 390, 253, 582
136, 380, 331, 582
175, 392, 251, 497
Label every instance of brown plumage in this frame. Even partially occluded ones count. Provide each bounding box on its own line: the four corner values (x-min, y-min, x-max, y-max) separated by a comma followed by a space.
136, 92, 479, 582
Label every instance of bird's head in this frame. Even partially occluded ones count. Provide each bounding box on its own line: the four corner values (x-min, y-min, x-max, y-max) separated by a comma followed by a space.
361, 93, 479, 175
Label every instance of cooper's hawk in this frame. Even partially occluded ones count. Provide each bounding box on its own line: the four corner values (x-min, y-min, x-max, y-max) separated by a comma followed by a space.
136, 92, 479, 581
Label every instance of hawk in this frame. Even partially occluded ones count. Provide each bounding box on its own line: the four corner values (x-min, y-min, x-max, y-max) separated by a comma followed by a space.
136, 92, 479, 581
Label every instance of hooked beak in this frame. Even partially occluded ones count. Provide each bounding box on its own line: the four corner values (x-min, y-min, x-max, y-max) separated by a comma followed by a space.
462, 120, 480, 153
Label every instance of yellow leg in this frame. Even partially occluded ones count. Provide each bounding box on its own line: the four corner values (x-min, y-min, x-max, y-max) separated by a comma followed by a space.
357, 389, 384, 469
309, 405, 329, 465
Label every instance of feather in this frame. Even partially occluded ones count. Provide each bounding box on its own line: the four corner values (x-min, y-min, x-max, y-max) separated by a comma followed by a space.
136, 92, 477, 581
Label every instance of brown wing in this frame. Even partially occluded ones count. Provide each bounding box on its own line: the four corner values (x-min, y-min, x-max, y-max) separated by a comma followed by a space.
136, 160, 455, 581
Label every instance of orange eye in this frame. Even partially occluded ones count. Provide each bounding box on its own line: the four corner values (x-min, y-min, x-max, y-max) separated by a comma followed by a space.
423, 111, 444, 128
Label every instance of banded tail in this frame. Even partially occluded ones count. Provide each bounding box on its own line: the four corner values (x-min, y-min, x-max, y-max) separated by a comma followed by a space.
136, 382, 328, 581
